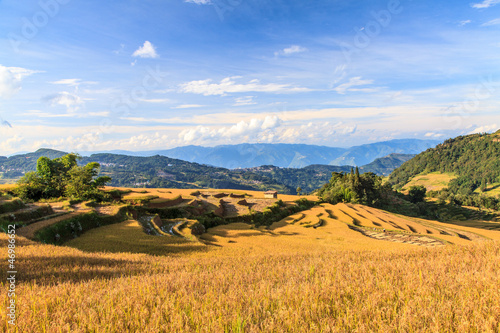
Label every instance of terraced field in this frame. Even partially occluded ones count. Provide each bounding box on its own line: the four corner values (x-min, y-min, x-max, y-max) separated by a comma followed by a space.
3, 187, 500, 332
199, 202, 499, 253
402, 171, 457, 191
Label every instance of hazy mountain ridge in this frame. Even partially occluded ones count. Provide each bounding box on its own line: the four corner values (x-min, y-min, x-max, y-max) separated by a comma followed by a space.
360, 154, 415, 176
77, 139, 439, 169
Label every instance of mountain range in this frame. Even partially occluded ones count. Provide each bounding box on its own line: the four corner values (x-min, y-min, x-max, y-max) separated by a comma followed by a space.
79, 139, 440, 169
0, 149, 417, 193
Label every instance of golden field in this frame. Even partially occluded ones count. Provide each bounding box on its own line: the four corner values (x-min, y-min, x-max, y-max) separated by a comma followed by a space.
2, 187, 500, 332
402, 172, 457, 192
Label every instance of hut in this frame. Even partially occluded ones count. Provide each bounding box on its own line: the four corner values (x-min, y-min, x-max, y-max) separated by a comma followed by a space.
264, 191, 278, 199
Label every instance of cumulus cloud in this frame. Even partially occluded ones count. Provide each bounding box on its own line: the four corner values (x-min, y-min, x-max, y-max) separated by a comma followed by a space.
126, 132, 169, 148
0, 135, 25, 152
471, 0, 500, 8
0, 65, 38, 98
178, 115, 282, 143
132, 41, 159, 58
482, 18, 500, 26
333, 77, 375, 95
179, 77, 311, 96
274, 45, 308, 57
42, 92, 83, 113
468, 124, 498, 134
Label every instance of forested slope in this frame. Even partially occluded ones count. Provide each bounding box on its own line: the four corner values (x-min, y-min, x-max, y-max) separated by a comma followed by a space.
389, 131, 500, 195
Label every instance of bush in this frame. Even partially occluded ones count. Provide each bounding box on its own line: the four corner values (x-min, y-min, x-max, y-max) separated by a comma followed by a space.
408, 185, 427, 203
190, 222, 206, 236
0, 198, 25, 214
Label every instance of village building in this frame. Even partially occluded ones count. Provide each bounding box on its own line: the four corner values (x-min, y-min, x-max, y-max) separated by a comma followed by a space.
264, 190, 278, 199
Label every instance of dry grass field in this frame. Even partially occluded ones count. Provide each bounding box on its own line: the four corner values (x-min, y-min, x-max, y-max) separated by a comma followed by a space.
0, 184, 16, 190
474, 182, 500, 196
403, 172, 457, 191
2, 187, 500, 332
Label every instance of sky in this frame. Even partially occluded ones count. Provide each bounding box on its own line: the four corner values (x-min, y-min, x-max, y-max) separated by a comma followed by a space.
0, 0, 499, 155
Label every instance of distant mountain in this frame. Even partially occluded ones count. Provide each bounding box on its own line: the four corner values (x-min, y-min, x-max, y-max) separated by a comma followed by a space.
0, 148, 67, 177
150, 143, 345, 169
360, 153, 415, 176
99, 139, 439, 169
328, 139, 439, 167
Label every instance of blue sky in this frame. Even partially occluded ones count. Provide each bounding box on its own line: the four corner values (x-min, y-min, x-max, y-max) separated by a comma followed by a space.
0, 0, 499, 154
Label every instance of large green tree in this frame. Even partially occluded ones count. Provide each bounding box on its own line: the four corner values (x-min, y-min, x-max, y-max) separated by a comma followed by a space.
15, 154, 110, 201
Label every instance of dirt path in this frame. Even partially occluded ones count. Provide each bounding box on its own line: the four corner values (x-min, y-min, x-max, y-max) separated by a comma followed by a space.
17, 212, 83, 239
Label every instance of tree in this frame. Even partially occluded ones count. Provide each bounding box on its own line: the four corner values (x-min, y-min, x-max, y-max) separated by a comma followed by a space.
480, 179, 487, 192
15, 154, 111, 201
296, 186, 302, 195
14, 172, 45, 201
408, 185, 427, 203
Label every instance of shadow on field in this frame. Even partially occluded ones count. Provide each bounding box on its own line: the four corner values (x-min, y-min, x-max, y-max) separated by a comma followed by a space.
8, 255, 152, 285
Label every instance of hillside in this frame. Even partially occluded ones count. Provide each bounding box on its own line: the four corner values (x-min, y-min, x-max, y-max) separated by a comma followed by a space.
389, 131, 500, 195
0, 148, 66, 179
0, 150, 413, 193
360, 153, 415, 176
81, 153, 293, 193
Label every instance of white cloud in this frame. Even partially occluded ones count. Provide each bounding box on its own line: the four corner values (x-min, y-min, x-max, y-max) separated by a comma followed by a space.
22, 110, 74, 118
471, 0, 500, 8
459, 20, 471, 26
274, 45, 308, 57
22, 109, 109, 119
0, 135, 25, 152
42, 92, 83, 113
88, 111, 111, 117
233, 96, 256, 106
482, 18, 500, 26
179, 77, 311, 96
468, 124, 498, 134
172, 104, 205, 109
132, 41, 159, 59
50, 79, 98, 88
425, 132, 444, 138
51, 78, 82, 86
126, 132, 169, 148
261, 115, 281, 130
0, 65, 38, 98
178, 115, 282, 143
179, 125, 217, 142
333, 77, 375, 95
138, 98, 172, 103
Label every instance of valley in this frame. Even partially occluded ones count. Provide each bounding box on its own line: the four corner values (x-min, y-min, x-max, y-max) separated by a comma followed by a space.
2, 132, 500, 332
